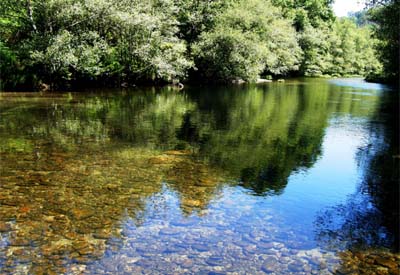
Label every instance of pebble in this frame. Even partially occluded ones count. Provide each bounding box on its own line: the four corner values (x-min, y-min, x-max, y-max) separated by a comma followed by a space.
257, 242, 274, 249
71, 208, 94, 220
0, 222, 12, 232
159, 227, 180, 236
205, 256, 224, 266
192, 244, 209, 252
1, 144, 399, 275
180, 259, 194, 268
288, 260, 305, 272
261, 256, 279, 272
375, 257, 398, 270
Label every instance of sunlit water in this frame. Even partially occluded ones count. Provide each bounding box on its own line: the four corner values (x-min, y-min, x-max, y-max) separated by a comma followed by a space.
0, 78, 398, 274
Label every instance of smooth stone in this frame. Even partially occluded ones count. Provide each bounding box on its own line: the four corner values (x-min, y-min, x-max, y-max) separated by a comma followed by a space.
308, 257, 322, 266
135, 259, 152, 268
78, 246, 95, 256
287, 241, 303, 249
12, 248, 24, 256
175, 242, 191, 249
258, 242, 274, 249
170, 219, 196, 227
375, 266, 389, 275
73, 257, 89, 264
0, 222, 12, 232
243, 245, 257, 254
192, 244, 209, 252
261, 256, 278, 272
279, 256, 291, 264
11, 238, 30, 247
241, 235, 258, 244
256, 78, 272, 83
93, 232, 110, 239
148, 156, 173, 165
180, 259, 194, 268
183, 199, 201, 207
71, 208, 94, 220
232, 79, 246, 84
288, 262, 304, 272
159, 227, 180, 236
163, 246, 182, 253
164, 150, 191, 156
206, 256, 224, 266
375, 257, 398, 270
335, 266, 356, 274
198, 178, 215, 186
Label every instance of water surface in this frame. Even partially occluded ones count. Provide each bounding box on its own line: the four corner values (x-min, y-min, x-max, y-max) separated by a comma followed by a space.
0, 78, 398, 274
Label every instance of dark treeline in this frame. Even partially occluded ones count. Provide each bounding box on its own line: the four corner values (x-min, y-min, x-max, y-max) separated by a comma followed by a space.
0, 0, 397, 90
364, 0, 399, 84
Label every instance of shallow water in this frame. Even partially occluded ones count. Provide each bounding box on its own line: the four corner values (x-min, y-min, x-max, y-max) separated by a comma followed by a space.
0, 78, 399, 274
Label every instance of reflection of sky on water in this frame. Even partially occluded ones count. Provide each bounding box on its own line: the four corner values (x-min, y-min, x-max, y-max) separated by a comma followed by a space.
329, 78, 390, 91
84, 114, 376, 273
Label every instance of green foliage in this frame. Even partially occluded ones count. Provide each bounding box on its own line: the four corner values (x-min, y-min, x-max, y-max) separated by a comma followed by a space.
0, 41, 17, 89
31, 30, 109, 81
299, 18, 381, 77
328, 19, 381, 76
0, 0, 387, 88
366, 0, 399, 84
0, 0, 193, 88
348, 10, 371, 27
272, 0, 335, 30
174, 0, 230, 44
193, 0, 301, 81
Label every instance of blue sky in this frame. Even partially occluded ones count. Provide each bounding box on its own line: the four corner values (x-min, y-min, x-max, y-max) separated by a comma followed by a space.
333, 0, 364, 17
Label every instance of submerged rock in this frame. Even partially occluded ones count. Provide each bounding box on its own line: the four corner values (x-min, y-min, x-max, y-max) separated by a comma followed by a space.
0, 222, 12, 232
261, 256, 279, 272
232, 79, 246, 84
256, 78, 272, 83
375, 256, 398, 270
205, 256, 224, 266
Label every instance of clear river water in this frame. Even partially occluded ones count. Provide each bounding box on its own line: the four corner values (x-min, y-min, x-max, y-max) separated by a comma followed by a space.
0, 78, 399, 274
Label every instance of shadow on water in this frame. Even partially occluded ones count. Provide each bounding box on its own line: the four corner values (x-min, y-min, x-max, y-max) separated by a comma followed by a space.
313, 87, 399, 274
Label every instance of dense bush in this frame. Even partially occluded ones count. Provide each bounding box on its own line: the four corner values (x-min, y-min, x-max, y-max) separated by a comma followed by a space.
366, 0, 399, 84
193, 0, 302, 81
0, 0, 393, 89
1, 0, 193, 89
299, 18, 381, 77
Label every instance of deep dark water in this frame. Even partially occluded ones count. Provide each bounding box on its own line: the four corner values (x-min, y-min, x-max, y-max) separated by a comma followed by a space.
0, 78, 399, 274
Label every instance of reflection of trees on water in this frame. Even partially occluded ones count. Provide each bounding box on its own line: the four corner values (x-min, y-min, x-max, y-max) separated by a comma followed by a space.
0, 80, 387, 273
0, 81, 380, 198
186, 82, 378, 195
0, 147, 164, 274
314, 91, 399, 252
0, 145, 227, 274
314, 193, 393, 251
360, 91, 399, 252
313, 90, 399, 275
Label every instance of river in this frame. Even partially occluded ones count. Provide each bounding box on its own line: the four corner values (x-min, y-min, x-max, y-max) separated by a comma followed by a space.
0, 78, 398, 274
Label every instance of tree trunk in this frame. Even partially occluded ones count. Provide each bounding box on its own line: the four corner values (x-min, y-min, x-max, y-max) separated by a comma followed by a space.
26, 0, 37, 32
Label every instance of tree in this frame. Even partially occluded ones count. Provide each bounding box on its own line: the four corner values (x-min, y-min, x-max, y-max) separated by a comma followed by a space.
365, 0, 399, 83
174, 0, 229, 45
299, 18, 381, 77
272, 0, 335, 31
193, 0, 301, 82
1, 0, 193, 89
